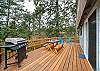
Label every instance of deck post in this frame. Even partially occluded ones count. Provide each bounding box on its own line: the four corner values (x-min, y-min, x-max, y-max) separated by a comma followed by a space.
4, 48, 7, 69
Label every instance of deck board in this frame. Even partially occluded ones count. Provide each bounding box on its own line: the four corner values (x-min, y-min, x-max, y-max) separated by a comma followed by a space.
39, 48, 64, 71
0, 43, 93, 71
52, 45, 70, 71
47, 47, 67, 71
62, 44, 73, 71
39, 47, 66, 71
30, 53, 54, 71
21, 51, 52, 71
76, 45, 82, 71
72, 44, 77, 71
67, 44, 73, 71
78, 46, 93, 71
57, 44, 71, 71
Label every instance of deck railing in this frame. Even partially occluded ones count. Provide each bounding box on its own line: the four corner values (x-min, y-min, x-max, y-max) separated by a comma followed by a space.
26, 36, 79, 50
0, 37, 57, 65
0, 36, 79, 65
26, 38, 49, 50
26, 37, 57, 51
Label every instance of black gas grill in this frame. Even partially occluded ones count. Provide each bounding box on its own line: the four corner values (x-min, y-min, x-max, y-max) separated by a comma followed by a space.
0, 38, 27, 69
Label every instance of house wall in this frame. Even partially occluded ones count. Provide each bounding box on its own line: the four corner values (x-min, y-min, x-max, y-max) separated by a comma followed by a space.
79, 19, 88, 59
79, 24, 84, 50
96, 5, 100, 71
79, 4, 100, 71
83, 19, 88, 59
78, 0, 100, 71
79, 13, 95, 70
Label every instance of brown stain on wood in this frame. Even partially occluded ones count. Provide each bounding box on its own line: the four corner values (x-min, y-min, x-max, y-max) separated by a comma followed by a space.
0, 43, 93, 71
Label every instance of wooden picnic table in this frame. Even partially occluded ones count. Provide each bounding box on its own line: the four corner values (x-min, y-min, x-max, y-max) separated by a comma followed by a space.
44, 40, 60, 51
46, 40, 60, 44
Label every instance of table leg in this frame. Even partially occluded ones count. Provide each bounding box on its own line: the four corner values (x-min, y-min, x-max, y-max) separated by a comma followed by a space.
57, 42, 58, 45
17, 49, 21, 68
4, 48, 7, 69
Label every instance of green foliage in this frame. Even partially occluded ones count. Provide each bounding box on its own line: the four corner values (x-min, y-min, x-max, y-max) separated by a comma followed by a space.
0, 0, 32, 40
0, 0, 77, 41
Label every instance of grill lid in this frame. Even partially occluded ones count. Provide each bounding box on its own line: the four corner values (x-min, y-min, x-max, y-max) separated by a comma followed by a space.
5, 38, 25, 45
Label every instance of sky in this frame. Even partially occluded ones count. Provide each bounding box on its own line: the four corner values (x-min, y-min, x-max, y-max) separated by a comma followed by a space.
0, 0, 35, 21
0, 0, 76, 22
23, 0, 35, 12
23, 0, 76, 12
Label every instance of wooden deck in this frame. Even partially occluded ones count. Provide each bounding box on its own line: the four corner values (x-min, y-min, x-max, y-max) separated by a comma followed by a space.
0, 43, 93, 71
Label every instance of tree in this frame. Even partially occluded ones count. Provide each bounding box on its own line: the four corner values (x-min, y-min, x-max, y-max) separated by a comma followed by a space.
0, 0, 32, 40
0, 0, 77, 40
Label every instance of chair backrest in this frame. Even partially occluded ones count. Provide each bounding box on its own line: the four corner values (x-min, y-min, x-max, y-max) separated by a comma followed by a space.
57, 37, 64, 44
60, 39, 64, 44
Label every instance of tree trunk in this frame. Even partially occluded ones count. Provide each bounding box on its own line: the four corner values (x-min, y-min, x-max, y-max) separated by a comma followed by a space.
7, 0, 10, 26
56, 0, 59, 28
